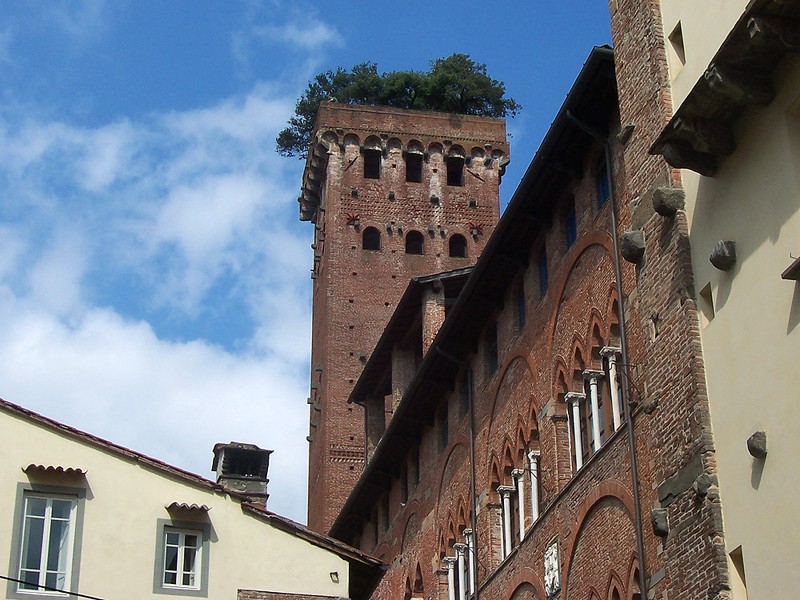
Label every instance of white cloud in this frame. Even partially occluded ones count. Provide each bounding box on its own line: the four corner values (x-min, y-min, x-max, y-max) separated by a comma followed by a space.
255, 20, 343, 51
0, 298, 309, 520
0, 80, 315, 522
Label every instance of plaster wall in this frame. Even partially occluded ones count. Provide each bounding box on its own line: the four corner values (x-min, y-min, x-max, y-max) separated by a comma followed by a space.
680, 54, 800, 599
660, 0, 749, 108
0, 409, 350, 599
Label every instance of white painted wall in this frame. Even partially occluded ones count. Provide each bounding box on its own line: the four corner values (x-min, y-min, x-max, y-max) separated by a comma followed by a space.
678, 53, 800, 599
660, 0, 749, 108
0, 407, 351, 599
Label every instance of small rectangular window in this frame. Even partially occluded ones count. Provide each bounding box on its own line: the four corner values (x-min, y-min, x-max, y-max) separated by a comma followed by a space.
538, 251, 549, 297
486, 322, 498, 375
163, 529, 200, 589
596, 161, 610, 208
566, 206, 577, 247
364, 149, 381, 180
406, 152, 423, 183
438, 403, 449, 450
155, 520, 209, 596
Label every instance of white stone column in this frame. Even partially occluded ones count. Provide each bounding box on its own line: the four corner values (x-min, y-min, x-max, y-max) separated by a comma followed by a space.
511, 469, 526, 543
601, 346, 623, 430
565, 392, 586, 470
527, 450, 540, 522
463, 529, 476, 595
443, 556, 457, 600
584, 369, 605, 451
454, 543, 468, 600
497, 486, 515, 557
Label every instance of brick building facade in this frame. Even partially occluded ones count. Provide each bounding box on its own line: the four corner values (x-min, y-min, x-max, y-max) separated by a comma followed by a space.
300, 103, 508, 533
302, 1, 798, 597
304, 42, 735, 600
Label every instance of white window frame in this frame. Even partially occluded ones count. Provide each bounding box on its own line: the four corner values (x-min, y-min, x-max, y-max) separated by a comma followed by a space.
162, 528, 201, 590
154, 519, 210, 597
18, 494, 77, 594
7, 483, 86, 600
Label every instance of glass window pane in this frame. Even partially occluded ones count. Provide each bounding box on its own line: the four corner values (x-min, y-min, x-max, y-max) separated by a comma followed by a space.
51, 500, 72, 520
47, 519, 70, 571
166, 531, 179, 545
25, 497, 47, 517
183, 572, 195, 587
164, 571, 177, 585
184, 534, 198, 548
164, 545, 178, 572
19, 569, 39, 590
182, 546, 196, 573
22, 518, 44, 570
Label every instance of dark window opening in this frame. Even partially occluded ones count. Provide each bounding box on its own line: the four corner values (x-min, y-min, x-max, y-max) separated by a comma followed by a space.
446, 156, 464, 186
538, 251, 548, 297
410, 447, 420, 486
363, 226, 381, 251
596, 160, 610, 208
364, 149, 381, 179
438, 404, 449, 450
449, 234, 467, 258
459, 367, 472, 416
405, 231, 424, 255
566, 205, 577, 247
406, 152, 423, 183
486, 322, 498, 375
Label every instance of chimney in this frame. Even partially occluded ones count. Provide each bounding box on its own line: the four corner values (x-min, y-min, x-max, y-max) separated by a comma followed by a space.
211, 442, 272, 507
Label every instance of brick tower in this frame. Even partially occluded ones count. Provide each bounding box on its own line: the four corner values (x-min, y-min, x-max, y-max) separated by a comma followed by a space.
299, 102, 508, 532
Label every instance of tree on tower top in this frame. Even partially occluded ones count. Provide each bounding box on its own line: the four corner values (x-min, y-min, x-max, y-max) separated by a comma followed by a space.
276, 53, 520, 158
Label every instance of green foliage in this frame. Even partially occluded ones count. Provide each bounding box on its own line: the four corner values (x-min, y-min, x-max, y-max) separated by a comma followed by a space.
276, 54, 520, 158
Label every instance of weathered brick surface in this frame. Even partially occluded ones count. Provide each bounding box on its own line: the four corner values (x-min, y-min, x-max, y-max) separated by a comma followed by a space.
305, 103, 508, 533
309, 9, 730, 599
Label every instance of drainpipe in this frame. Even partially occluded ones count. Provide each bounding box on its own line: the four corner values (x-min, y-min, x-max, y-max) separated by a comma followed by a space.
566, 110, 649, 599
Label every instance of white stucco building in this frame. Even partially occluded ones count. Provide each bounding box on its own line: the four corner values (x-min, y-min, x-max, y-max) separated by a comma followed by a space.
0, 398, 383, 600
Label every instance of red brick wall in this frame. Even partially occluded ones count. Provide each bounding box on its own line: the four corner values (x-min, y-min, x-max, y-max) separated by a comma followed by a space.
305, 103, 508, 533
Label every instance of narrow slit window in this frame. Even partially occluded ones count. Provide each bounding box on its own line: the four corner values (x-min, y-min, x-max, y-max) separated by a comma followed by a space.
565, 204, 577, 248
538, 250, 549, 297
596, 160, 610, 208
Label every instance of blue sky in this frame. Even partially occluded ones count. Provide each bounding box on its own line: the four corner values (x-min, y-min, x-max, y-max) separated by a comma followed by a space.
0, 1, 611, 523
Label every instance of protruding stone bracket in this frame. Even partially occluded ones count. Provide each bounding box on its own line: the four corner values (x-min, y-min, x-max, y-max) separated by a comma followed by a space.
704, 63, 775, 106
620, 230, 646, 264
651, 187, 686, 217
673, 117, 736, 156
659, 140, 719, 176
748, 16, 800, 52
747, 430, 768, 459
710, 240, 737, 271
651, 508, 669, 538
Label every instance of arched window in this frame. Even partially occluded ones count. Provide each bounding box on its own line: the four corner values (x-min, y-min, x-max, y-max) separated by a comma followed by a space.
405, 231, 424, 255
363, 227, 381, 251
449, 234, 467, 258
